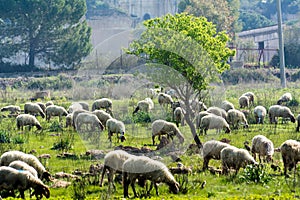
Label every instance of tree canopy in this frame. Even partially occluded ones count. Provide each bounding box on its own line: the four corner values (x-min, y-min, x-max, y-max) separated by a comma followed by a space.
126, 13, 235, 146
0, 0, 92, 69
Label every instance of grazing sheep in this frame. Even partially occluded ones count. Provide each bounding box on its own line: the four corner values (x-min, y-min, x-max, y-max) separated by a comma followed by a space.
158, 93, 173, 107
75, 112, 104, 132
133, 98, 154, 114
207, 106, 227, 119
36, 102, 46, 113
238, 95, 250, 108
268, 105, 295, 124
65, 113, 73, 128
253, 106, 267, 124
0, 166, 50, 199
0, 105, 21, 114
24, 102, 45, 118
122, 156, 179, 198
174, 107, 185, 127
91, 98, 113, 116
296, 114, 300, 132
99, 150, 135, 188
227, 109, 249, 129
191, 100, 207, 112
195, 111, 210, 133
16, 114, 42, 131
202, 140, 232, 170
251, 135, 274, 163
106, 118, 126, 143
0, 150, 52, 181
277, 92, 292, 105
221, 100, 235, 112
199, 114, 231, 135
45, 101, 54, 107
242, 92, 255, 105
151, 119, 185, 145
8, 160, 38, 178
68, 102, 89, 113
92, 110, 112, 129
45, 105, 68, 121
221, 146, 258, 175
71, 109, 90, 129
280, 139, 300, 176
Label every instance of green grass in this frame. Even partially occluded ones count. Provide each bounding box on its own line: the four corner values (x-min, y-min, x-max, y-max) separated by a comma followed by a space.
1, 82, 300, 199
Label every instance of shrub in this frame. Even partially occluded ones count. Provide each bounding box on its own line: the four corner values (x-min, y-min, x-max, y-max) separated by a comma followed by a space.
239, 164, 272, 185
0, 130, 11, 143
133, 111, 151, 123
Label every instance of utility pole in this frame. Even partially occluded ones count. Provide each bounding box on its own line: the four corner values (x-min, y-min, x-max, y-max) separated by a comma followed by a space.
277, 0, 286, 88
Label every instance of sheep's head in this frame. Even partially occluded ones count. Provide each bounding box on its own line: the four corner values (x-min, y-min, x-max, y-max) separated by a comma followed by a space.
225, 127, 231, 133
169, 181, 180, 194
120, 134, 126, 142
36, 124, 42, 130
41, 171, 53, 182
35, 184, 50, 199
290, 116, 296, 123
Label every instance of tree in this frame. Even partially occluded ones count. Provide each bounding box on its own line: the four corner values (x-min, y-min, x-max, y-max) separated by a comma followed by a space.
0, 0, 92, 69
239, 10, 275, 31
126, 13, 235, 147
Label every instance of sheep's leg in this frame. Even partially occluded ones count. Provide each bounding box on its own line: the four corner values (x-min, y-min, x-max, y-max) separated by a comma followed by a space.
202, 157, 210, 170
123, 172, 130, 198
258, 155, 262, 163
19, 190, 25, 199
99, 165, 108, 187
154, 182, 159, 196
152, 135, 156, 145
130, 178, 138, 198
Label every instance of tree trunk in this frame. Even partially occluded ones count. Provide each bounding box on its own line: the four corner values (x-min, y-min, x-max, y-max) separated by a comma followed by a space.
29, 43, 35, 67
185, 113, 203, 149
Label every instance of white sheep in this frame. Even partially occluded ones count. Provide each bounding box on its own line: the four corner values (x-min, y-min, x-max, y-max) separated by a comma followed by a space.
24, 102, 45, 118
91, 98, 113, 116
174, 107, 185, 127
16, 114, 42, 131
279, 139, 300, 176
0, 166, 50, 199
158, 93, 173, 107
227, 109, 249, 129
190, 100, 207, 112
133, 98, 154, 114
45, 101, 54, 107
65, 113, 73, 128
199, 114, 231, 135
8, 160, 38, 178
207, 106, 227, 119
251, 135, 274, 163
92, 110, 112, 129
106, 118, 126, 143
68, 102, 89, 113
75, 112, 104, 132
45, 105, 68, 121
151, 119, 185, 145
238, 95, 250, 108
253, 106, 267, 124
202, 140, 232, 170
195, 111, 210, 133
99, 150, 135, 188
71, 109, 90, 129
277, 92, 292, 105
268, 105, 295, 124
220, 146, 258, 175
0, 105, 21, 114
221, 100, 235, 112
0, 150, 52, 181
242, 92, 255, 105
122, 155, 179, 198
36, 102, 46, 113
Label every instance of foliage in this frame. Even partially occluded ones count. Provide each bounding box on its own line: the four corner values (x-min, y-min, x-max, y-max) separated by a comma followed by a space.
0, 130, 11, 143
49, 121, 64, 132
133, 111, 151, 123
0, 63, 40, 73
238, 10, 275, 31
51, 133, 74, 152
24, 75, 73, 90
71, 178, 87, 200
239, 164, 273, 185
0, 0, 92, 68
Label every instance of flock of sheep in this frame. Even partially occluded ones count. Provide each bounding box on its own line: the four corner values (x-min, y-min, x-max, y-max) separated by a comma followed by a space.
0, 89, 300, 198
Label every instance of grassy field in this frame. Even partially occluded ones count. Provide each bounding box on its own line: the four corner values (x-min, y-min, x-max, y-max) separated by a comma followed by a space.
1, 80, 300, 200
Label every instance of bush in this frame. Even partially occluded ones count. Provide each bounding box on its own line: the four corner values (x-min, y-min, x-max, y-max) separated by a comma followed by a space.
239, 164, 272, 185
133, 111, 151, 123
0, 130, 11, 143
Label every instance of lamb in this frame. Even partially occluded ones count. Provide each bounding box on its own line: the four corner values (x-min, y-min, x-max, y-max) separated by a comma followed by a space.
0, 150, 52, 181
251, 135, 274, 163
16, 114, 42, 131
242, 92, 255, 105
199, 114, 231, 135
24, 102, 45, 118
221, 100, 235, 112
133, 98, 154, 114
158, 93, 173, 107
0, 166, 50, 199
268, 105, 295, 124
91, 98, 113, 116
122, 155, 179, 198
195, 111, 210, 133
238, 95, 250, 108
207, 106, 227, 119
202, 140, 232, 170
173, 107, 185, 127
75, 112, 104, 132
8, 161, 38, 178
253, 105, 267, 124
99, 150, 135, 188
279, 139, 300, 176
45, 105, 68, 121
92, 110, 112, 129
151, 119, 185, 145
226, 109, 249, 129
0, 105, 21, 114
220, 146, 258, 175
106, 118, 126, 143
277, 92, 292, 105
296, 114, 300, 132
